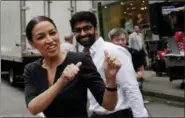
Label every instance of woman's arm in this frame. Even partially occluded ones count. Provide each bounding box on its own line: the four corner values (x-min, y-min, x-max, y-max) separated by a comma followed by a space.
24, 63, 81, 115
27, 78, 66, 115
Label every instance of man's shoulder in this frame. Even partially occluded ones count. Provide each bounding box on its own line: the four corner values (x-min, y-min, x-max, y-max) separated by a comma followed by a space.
130, 32, 135, 36
104, 41, 121, 50
103, 42, 131, 58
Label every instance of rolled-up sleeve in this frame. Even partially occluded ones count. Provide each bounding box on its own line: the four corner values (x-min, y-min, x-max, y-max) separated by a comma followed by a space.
23, 64, 38, 107
113, 47, 148, 117
81, 54, 105, 106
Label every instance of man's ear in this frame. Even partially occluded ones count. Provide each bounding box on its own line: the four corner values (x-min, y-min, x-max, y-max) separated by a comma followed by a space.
28, 41, 36, 49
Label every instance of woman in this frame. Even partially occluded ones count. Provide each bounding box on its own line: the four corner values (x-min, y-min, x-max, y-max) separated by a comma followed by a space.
23, 16, 121, 117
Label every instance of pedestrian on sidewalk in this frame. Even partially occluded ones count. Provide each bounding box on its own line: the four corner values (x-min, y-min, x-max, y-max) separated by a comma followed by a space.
70, 11, 148, 118
108, 28, 145, 95
23, 16, 121, 117
129, 25, 148, 68
60, 32, 77, 52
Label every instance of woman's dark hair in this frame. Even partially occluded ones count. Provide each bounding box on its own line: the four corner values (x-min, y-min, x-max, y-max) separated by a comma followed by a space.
25, 16, 57, 42
70, 11, 97, 30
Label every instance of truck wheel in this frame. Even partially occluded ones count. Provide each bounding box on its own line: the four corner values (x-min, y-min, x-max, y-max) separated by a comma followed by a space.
9, 68, 17, 86
156, 72, 162, 77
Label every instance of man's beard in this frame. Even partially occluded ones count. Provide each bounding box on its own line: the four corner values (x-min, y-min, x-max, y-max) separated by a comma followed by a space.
76, 34, 96, 47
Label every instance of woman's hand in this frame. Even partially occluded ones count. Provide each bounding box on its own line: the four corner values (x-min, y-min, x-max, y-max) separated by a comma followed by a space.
104, 50, 121, 87
58, 62, 82, 86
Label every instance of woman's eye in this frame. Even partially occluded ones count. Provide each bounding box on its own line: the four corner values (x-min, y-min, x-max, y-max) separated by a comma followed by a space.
37, 36, 44, 40
50, 31, 56, 35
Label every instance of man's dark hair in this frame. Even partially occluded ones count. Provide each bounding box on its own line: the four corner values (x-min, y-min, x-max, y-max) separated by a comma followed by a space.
70, 11, 97, 30
25, 16, 57, 42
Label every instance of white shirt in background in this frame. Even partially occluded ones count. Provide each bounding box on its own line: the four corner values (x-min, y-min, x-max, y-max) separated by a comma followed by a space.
60, 42, 76, 52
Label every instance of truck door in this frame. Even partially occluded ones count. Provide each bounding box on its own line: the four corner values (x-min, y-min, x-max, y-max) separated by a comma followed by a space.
1, 1, 22, 62
24, 1, 47, 54
49, 1, 72, 43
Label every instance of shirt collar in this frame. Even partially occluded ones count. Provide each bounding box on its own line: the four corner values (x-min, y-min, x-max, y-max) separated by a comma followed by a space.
90, 37, 104, 56
134, 32, 141, 35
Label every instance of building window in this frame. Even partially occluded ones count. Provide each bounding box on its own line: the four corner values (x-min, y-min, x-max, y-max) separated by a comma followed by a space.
101, 0, 151, 40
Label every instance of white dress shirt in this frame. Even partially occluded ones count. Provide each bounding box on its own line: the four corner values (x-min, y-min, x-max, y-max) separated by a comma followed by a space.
60, 42, 76, 52
86, 37, 148, 117
129, 32, 144, 51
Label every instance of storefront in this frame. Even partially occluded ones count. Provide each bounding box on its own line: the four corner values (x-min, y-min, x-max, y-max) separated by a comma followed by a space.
98, 0, 151, 40
96, 0, 184, 40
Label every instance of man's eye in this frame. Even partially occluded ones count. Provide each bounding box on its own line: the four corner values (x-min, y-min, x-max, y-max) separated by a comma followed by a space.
73, 28, 81, 33
84, 26, 92, 31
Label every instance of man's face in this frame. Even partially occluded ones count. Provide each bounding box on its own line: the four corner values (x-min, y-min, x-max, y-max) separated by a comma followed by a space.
134, 26, 140, 33
73, 21, 96, 47
112, 34, 127, 47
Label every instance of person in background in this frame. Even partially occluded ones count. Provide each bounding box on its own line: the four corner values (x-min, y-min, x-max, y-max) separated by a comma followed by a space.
23, 15, 121, 117
60, 33, 76, 52
124, 15, 134, 35
129, 25, 148, 68
108, 28, 147, 99
70, 11, 148, 118
137, 14, 147, 29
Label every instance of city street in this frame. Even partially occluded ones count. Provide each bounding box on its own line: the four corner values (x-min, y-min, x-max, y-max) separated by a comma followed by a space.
0, 76, 184, 117
1, 0, 184, 117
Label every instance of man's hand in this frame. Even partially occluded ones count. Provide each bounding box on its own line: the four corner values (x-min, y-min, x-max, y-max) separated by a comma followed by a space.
104, 50, 121, 87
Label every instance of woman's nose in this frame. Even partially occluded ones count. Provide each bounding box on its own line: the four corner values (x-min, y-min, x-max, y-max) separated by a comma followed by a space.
45, 35, 53, 43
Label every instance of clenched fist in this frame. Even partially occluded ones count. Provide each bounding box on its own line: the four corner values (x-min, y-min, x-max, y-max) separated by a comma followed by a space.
59, 62, 82, 85
104, 50, 121, 85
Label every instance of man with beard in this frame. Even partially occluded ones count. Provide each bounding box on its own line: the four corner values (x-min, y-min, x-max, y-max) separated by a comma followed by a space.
70, 11, 148, 118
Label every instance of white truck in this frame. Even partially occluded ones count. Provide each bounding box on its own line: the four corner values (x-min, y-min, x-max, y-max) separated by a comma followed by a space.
1, 0, 96, 86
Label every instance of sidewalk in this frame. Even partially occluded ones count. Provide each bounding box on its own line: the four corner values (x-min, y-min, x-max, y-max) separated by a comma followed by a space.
142, 71, 184, 102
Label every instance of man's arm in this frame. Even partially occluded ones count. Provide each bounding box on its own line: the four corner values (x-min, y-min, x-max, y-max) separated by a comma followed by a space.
113, 47, 148, 117
81, 54, 117, 111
